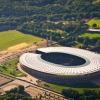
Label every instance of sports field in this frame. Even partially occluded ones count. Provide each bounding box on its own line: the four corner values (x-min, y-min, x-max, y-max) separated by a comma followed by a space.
0, 30, 43, 50
87, 19, 100, 28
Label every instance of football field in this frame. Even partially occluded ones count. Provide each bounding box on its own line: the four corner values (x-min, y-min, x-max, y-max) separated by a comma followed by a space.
0, 30, 43, 50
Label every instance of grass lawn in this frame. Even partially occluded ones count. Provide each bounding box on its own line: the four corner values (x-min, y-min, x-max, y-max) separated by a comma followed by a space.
47, 29, 65, 34
87, 19, 100, 28
0, 58, 25, 77
0, 30, 43, 50
81, 33, 100, 39
45, 83, 100, 93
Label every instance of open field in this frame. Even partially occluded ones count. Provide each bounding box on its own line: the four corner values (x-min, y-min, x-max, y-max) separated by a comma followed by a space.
81, 33, 100, 39
87, 19, 100, 28
0, 58, 25, 77
0, 30, 43, 50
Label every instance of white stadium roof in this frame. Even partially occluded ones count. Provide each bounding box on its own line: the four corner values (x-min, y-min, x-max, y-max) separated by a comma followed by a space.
19, 47, 100, 76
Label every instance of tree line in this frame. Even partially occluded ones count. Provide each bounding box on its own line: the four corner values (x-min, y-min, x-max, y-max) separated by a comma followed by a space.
62, 88, 100, 100
0, 0, 99, 49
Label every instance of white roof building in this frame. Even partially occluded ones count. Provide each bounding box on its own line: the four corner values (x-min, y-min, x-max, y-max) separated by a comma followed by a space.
19, 47, 100, 76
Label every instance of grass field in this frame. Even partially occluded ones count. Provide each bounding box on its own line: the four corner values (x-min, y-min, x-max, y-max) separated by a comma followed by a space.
45, 83, 100, 93
0, 58, 25, 77
0, 30, 43, 50
87, 19, 100, 28
81, 33, 100, 39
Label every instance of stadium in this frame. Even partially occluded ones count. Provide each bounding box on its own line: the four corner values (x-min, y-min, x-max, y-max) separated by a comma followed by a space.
19, 47, 100, 84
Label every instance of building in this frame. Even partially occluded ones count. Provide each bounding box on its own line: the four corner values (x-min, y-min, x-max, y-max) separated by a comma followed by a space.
19, 47, 100, 84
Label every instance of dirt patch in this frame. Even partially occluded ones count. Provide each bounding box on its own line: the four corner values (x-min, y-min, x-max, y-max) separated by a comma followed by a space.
7, 43, 29, 52
3, 84, 18, 91
25, 86, 43, 98
0, 43, 30, 54
0, 75, 13, 86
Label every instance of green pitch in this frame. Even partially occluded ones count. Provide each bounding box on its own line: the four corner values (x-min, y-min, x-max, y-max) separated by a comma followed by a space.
87, 19, 100, 28
0, 30, 43, 50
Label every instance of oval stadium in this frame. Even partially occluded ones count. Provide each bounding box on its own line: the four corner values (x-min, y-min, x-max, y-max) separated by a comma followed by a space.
19, 47, 100, 84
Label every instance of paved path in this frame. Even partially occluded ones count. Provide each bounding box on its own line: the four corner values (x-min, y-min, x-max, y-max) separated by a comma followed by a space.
17, 63, 38, 84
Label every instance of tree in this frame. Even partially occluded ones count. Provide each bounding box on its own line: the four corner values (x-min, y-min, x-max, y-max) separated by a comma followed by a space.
96, 40, 100, 47
92, 23, 97, 29
62, 89, 80, 100
1, 86, 33, 100
83, 89, 98, 100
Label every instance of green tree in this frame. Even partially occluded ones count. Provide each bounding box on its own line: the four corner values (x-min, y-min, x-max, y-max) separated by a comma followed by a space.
96, 40, 100, 47
92, 23, 97, 29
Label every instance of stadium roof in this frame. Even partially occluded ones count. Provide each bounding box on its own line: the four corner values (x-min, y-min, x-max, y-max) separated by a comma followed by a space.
19, 47, 100, 76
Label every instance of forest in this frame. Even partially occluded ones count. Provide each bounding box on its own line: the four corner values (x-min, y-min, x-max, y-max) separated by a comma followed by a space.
0, 0, 100, 49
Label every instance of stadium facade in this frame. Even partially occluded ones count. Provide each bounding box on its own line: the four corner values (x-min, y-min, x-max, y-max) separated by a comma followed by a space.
19, 47, 100, 84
